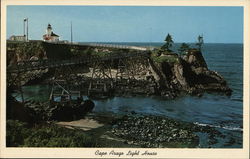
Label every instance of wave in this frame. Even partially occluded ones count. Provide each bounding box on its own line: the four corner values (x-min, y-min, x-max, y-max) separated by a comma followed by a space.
193, 122, 243, 132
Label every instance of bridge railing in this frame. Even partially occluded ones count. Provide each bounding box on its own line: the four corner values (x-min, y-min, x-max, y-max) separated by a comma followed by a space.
83, 43, 147, 51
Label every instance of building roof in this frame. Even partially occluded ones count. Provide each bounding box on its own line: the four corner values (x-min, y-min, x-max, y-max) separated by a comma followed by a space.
10, 35, 25, 38
51, 32, 59, 37
43, 32, 59, 37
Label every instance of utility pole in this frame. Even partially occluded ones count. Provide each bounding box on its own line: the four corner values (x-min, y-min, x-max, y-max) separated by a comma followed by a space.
23, 19, 26, 37
26, 18, 28, 41
70, 21, 73, 44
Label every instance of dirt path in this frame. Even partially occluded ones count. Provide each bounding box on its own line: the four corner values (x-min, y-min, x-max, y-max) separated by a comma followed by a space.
57, 118, 104, 131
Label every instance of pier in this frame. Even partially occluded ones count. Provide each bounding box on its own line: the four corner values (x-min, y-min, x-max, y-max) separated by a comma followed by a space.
7, 44, 151, 102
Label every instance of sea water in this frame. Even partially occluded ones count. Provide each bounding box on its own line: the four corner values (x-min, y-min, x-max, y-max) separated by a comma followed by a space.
12, 43, 243, 148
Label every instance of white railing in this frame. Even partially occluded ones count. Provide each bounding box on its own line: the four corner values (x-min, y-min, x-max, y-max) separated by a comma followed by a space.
82, 43, 147, 51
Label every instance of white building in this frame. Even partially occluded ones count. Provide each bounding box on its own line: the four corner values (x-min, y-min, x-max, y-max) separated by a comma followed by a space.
9, 35, 26, 41
43, 24, 59, 42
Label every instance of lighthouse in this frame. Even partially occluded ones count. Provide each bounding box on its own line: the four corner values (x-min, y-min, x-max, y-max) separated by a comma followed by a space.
46, 24, 52, 35
43, 23, 59, 42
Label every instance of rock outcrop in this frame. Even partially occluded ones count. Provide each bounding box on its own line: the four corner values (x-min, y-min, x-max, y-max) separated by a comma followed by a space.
148, 49, 232, 97
182, 49, 232, 95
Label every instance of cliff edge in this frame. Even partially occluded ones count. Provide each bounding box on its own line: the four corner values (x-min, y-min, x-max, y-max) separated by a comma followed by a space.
150, 49, 232, 97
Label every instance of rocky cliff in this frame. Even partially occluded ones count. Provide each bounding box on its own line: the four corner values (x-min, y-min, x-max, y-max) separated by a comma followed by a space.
7, 41, 232, 97
150, 49, 232, 97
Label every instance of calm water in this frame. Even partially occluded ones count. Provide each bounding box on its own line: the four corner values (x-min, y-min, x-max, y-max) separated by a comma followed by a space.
13, 43, 243, 148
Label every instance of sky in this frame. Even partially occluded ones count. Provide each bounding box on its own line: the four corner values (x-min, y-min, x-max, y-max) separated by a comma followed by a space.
7, 6, 243, 43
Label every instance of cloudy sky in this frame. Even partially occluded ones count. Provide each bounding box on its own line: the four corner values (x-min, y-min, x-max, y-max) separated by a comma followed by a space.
7, 6, 243, 43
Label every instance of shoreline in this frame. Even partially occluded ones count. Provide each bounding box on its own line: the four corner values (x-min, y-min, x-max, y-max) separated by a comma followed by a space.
6, 111, 242, 148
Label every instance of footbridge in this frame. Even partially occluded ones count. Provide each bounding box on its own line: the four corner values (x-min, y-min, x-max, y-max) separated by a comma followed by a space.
83, 43, 148, 51
7, 51, 150, 73
7, 50, 153, 102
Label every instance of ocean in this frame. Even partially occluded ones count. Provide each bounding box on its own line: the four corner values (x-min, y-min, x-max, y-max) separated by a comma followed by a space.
13, 43, 243, 148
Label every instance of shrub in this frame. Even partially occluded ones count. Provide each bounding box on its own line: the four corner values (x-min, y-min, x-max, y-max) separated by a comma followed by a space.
6, 120, 99, 147
6, 120, 29, 146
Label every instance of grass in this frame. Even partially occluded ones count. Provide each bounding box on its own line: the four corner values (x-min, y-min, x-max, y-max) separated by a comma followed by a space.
152, 55, 179, 63
150, 49, 180, 64
154, 56, 176, 63
91, 51, 111, 57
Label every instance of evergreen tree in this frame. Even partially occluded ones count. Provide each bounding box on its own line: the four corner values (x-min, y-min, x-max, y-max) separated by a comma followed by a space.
161, 33, 174, 52
196, 35, 204, 51
178, 43, 190, 56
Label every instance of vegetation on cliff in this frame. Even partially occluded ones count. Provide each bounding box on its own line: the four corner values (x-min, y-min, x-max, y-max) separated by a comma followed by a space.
178, 43, 190, 56
161, 33, 174, 52
151, 53, 180, 64
149, 34, 231, 96
151, 34, 203, 64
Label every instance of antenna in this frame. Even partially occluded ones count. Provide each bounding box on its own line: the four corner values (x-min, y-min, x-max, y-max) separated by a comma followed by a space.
23, 19, 26, 37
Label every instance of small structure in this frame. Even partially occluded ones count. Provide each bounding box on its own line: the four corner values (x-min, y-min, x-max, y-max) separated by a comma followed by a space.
49, 80, 82, 103
43, 24, 59, 42
9, 35, 26, 41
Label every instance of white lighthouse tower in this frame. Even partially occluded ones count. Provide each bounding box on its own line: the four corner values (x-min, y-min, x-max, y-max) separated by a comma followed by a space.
43, 23, 59, 42
46, 23, 52, 35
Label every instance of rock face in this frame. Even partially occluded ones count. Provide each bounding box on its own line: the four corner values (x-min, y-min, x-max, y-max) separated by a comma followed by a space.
155, 49, 232, 96
7, 41, 47, 66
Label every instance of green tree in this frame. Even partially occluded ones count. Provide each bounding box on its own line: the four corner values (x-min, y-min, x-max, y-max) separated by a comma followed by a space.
161, 33, 174, 52
178, 43, 190, 56
196, 35, 204, 51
